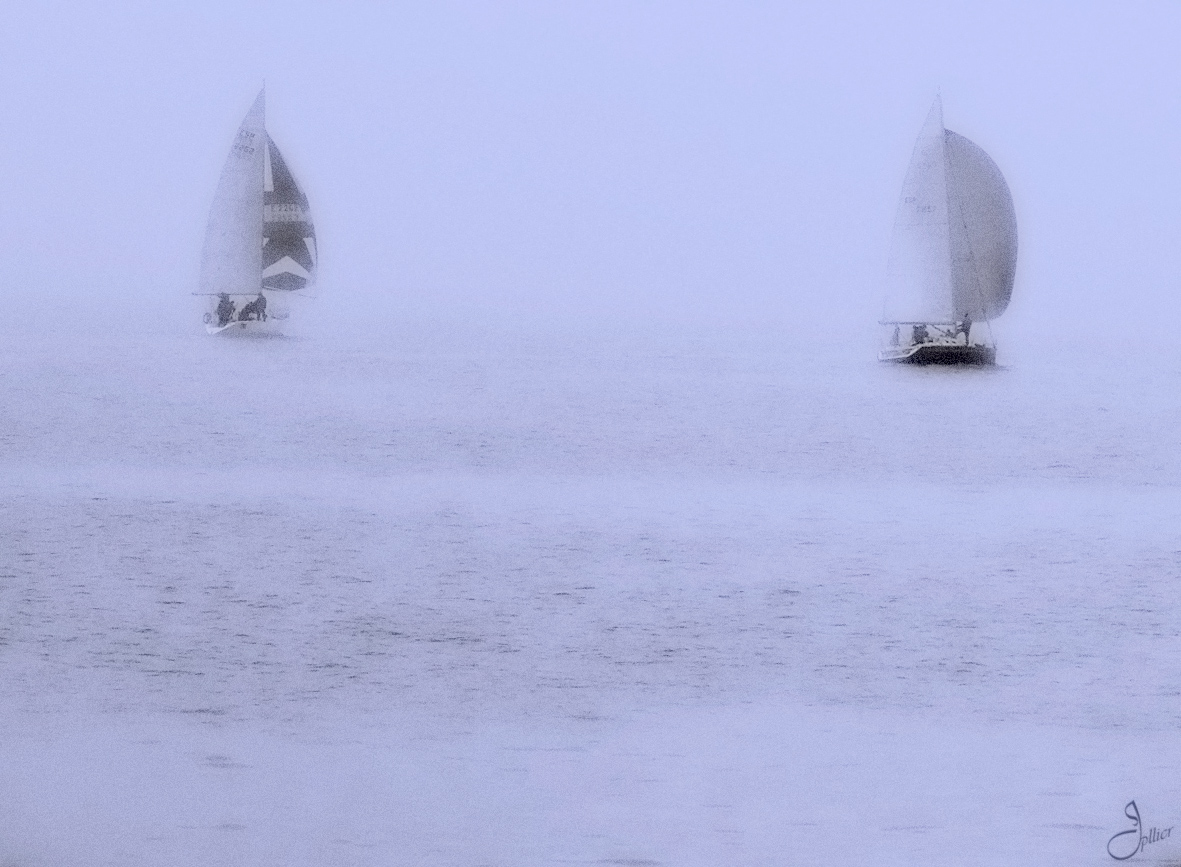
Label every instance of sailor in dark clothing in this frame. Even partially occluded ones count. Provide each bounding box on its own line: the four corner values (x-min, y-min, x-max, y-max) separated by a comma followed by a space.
911, 323, 929, 345
959, 317, 972, 345
216, 293, 236, 326
239, 292, 267, 321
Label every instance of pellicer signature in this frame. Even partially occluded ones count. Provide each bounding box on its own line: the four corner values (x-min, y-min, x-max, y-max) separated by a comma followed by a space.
1108, 800, 1173, 860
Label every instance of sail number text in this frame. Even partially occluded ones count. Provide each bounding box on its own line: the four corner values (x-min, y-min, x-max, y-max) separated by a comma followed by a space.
265, 204, 308, 222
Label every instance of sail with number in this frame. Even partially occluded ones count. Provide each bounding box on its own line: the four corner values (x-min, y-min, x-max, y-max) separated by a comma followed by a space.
200, 91, 265, 300
880, 96, 1017, 363
200, 88, 316, 334
263, 134, 317, 292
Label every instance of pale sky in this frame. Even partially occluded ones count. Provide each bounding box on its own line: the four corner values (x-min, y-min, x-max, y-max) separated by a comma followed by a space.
1, 1, 1177, 335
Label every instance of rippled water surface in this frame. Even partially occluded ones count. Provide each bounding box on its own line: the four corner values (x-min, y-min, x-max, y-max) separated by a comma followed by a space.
3, 308, 1181, 865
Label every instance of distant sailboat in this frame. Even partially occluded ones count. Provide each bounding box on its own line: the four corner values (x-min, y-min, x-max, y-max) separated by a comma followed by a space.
879, 96, 1017, 364
199, 88, 317, 335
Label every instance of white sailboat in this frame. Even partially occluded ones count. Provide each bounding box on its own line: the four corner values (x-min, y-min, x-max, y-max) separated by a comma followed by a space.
879, 96, 1017, 364
198, 88, 317, 335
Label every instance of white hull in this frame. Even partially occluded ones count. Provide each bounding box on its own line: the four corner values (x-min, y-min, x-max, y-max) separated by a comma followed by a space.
205, 318, 286, 337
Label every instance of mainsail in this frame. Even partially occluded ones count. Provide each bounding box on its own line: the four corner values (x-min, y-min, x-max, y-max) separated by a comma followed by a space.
200, 91, 266, 297
883, 96, 1017, 324
200, 88, 317, 320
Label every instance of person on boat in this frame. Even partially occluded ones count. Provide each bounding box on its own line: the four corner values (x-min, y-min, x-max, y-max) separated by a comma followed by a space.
216, 293, 236, 327
890, 325, 900, 346
911, 323, 928, 345
958, 317, 972, 345
238, 293, 267, 322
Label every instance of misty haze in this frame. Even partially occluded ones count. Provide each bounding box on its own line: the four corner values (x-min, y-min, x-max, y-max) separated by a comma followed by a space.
3, 3, 1181, 865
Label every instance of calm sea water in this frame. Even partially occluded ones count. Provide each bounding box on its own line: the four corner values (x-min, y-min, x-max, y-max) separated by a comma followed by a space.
3, 303, 1181, 865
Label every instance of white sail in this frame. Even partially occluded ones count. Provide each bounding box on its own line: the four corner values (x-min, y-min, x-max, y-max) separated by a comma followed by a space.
945, 131, 1018, 320
883, 96, 1017, 325
883, 97, 954, 324
199, 90, 266, 297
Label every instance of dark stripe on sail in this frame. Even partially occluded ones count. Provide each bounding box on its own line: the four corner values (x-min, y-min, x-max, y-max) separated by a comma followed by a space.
263, 135, 316, 291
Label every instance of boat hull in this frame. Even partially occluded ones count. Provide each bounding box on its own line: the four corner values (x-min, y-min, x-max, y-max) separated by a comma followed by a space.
205, 318, 285, 337
879, 343, 996, 365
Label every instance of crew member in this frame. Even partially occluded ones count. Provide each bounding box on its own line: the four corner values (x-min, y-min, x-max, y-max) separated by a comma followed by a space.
959, 317, 972, 345
216, 293, 235, 326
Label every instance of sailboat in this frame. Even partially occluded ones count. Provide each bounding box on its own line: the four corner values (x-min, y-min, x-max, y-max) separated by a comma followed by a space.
879, 96, 1017, 364
198, 88, 317, 335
